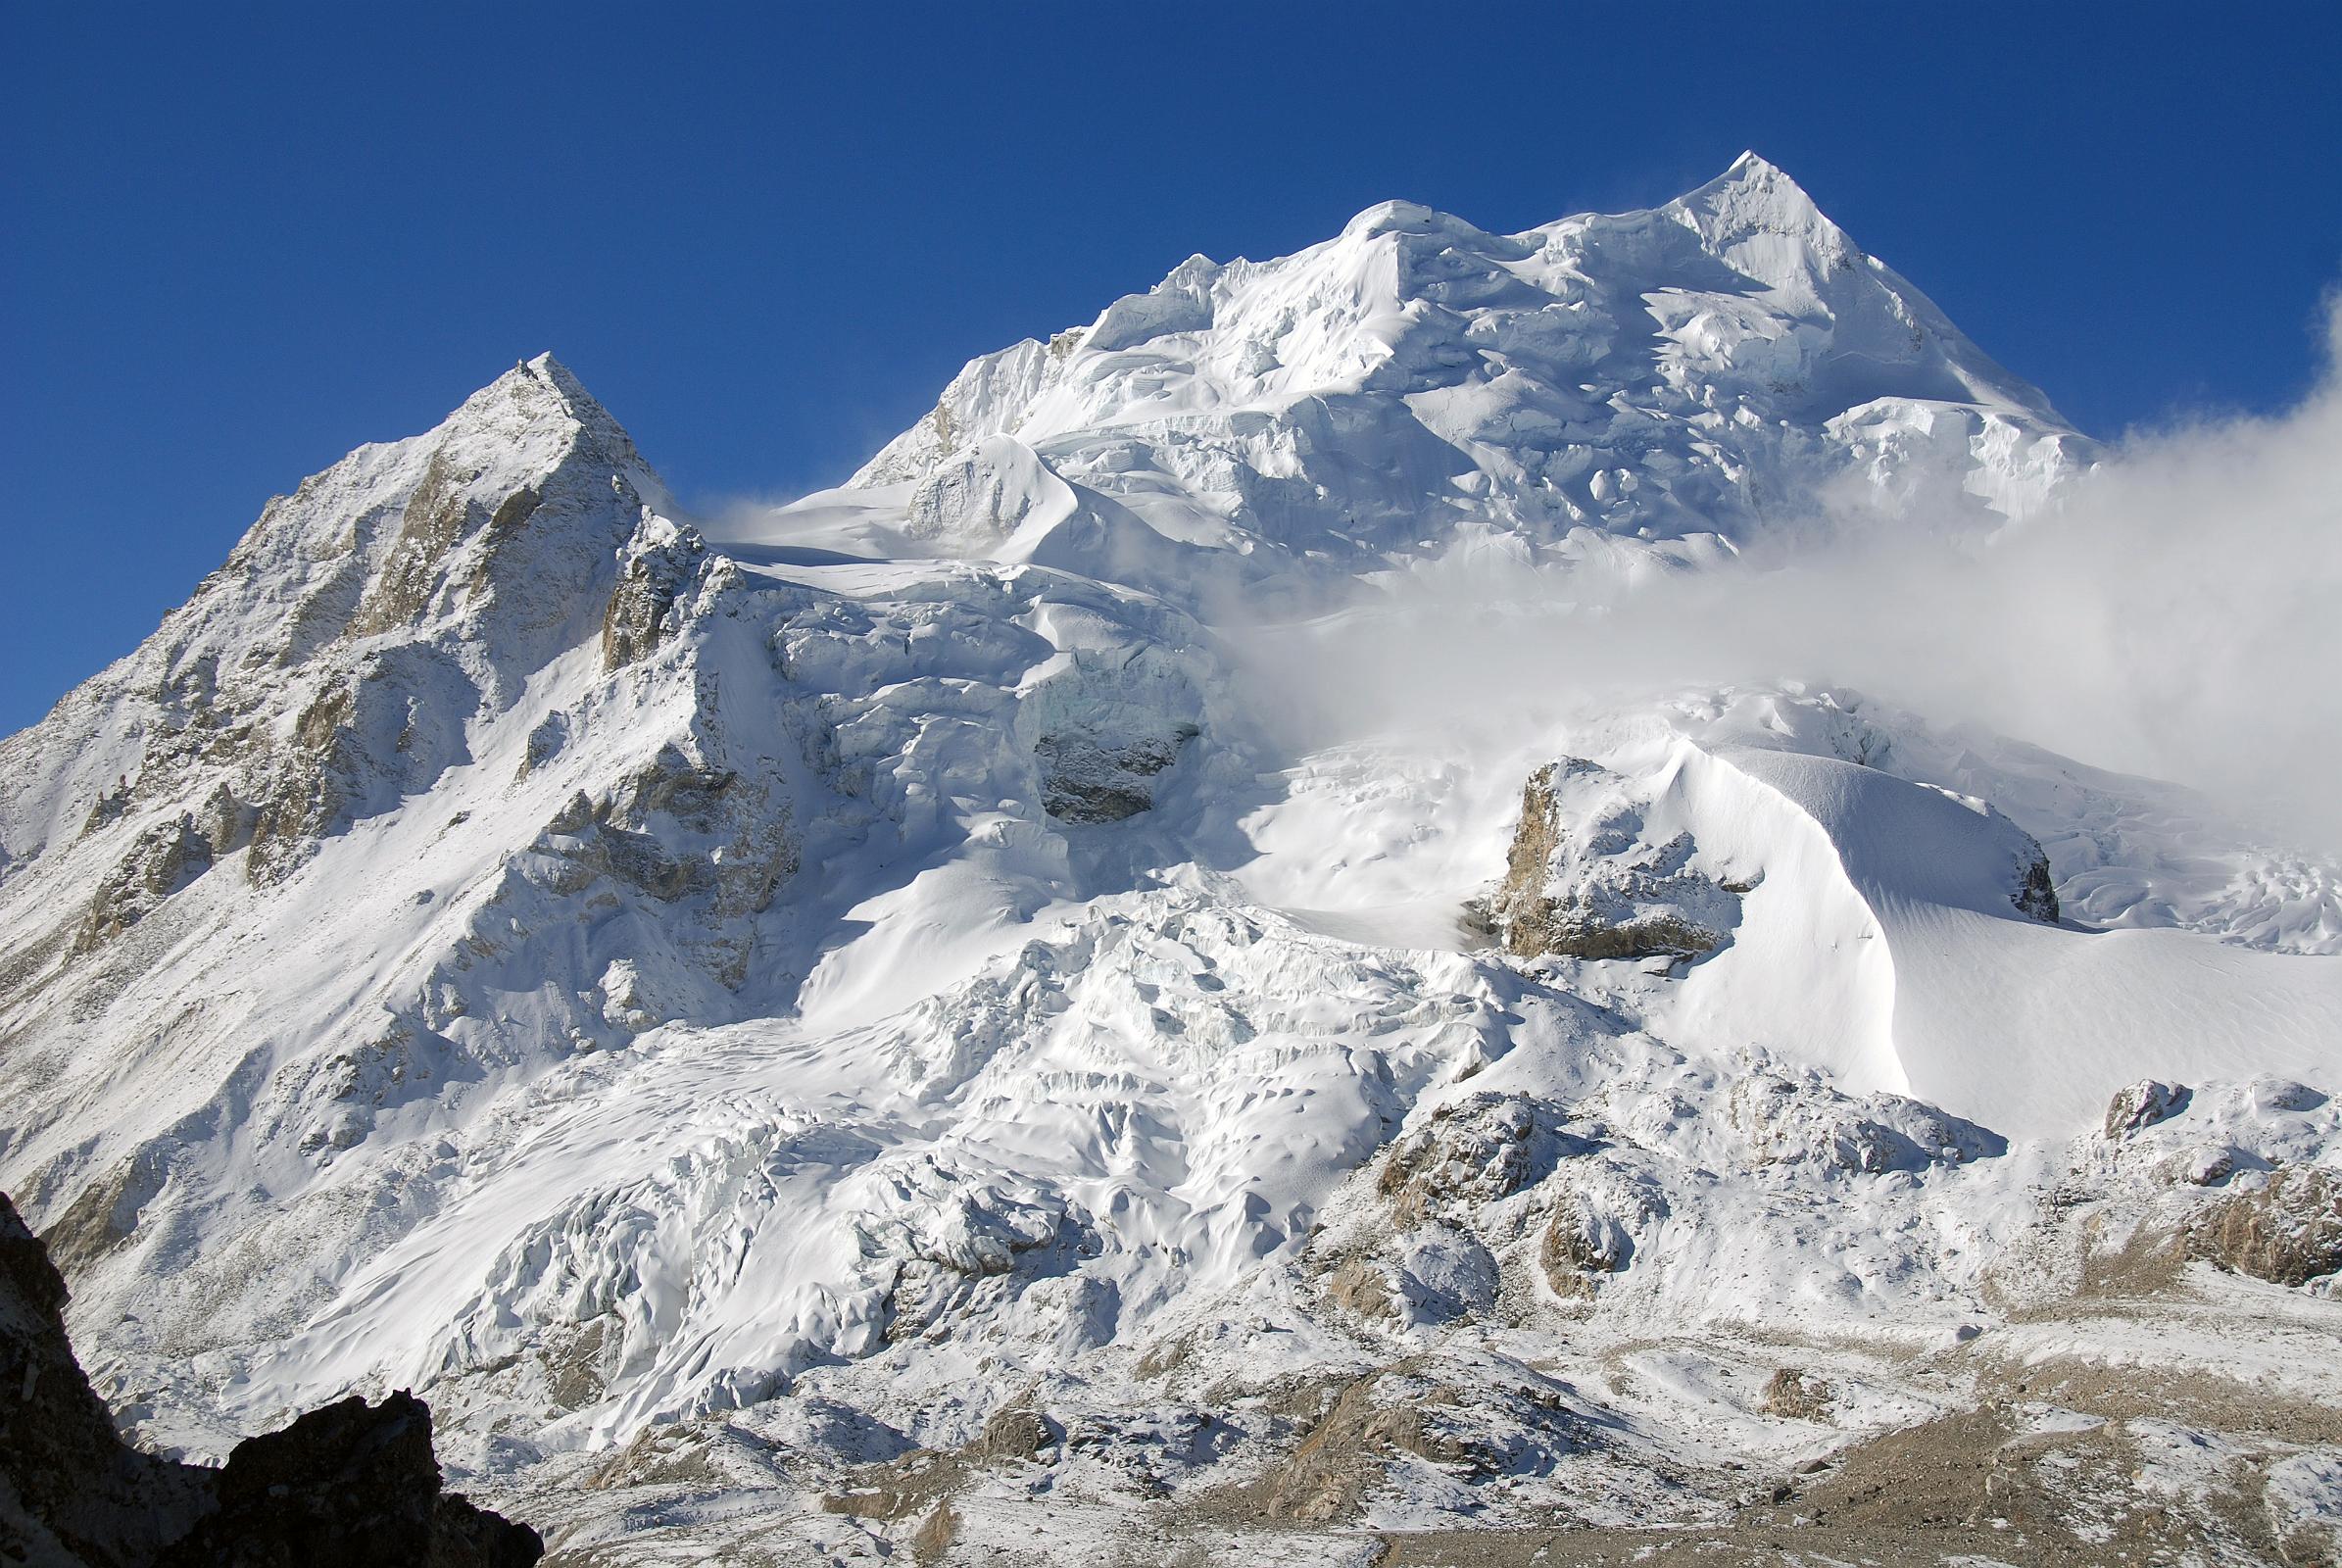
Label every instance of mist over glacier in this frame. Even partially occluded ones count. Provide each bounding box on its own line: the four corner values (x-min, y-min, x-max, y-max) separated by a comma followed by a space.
1236, 293, 2342, 854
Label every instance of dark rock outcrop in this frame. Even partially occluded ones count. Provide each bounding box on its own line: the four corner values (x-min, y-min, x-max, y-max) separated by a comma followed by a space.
600, 516, 702, 670
1, 1194, 210, 1567
1538, 1200, 1627, 1297
1376, 1092, 1557, 1226
0, 1191, 541, 1568
1035, 728, 1195, 823
2013, 848, 2061, 923
965, 1405, 1061, 1466
154, 1392, 540, 1568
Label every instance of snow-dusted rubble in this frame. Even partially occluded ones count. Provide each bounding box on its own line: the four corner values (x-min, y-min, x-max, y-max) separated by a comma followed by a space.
1, 158, 2336, 1564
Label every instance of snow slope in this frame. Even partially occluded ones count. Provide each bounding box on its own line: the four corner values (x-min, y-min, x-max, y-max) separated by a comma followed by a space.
0, 157, 2335, 1563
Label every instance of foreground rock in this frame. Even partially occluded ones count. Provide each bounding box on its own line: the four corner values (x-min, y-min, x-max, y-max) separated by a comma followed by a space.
2, 1193, 211, 1566
0, 1192, 540, 1568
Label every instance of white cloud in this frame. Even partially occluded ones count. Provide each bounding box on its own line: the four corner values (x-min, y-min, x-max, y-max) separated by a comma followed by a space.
1237, 294, 2342, 852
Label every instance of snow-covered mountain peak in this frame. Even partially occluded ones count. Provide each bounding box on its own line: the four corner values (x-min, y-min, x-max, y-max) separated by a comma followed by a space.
1666, 149, 1837, 245
803, 157, 2093, 594
0, 347, 693, 917
424, 350, 666, 512
1336, 196, 1505, 245
6, 161, 2337, 1566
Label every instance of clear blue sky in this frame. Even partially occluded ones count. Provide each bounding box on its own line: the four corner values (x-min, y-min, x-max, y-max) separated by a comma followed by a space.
6, 4, 2338, 734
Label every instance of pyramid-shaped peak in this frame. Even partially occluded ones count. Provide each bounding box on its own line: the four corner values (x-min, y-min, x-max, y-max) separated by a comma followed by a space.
487, 352, 603, 417
412, 351, 669, 525
455, 351, 645, 460
1670, 151, 1841, 241
522, 349, 582, 389
1661, 151, 1867, 287
1726, 149, 1792, 184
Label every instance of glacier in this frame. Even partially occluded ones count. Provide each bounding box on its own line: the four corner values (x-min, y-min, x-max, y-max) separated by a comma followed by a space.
2, 155, 2337, 1566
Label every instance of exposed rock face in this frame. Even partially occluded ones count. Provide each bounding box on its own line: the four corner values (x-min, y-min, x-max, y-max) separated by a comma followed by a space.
600, 514, 703, 670
1728, 1066, 2002, 1173
1242, 1375, 1470, 1524
71, 813, 214, 954
241, 679, 365, 887
530, 739, 797, 993
1324, 1256, 1399, 1320
2014, 848, 2061, 923
2188, 1166, 2342, 1287
1378, 1093, 1553, 1227
966, 1405, 1061, 1466
34, 1148, 171, 1277
1034, 730, 1192, 823
1537, 1199, 1628, 1298
1, 355, 654, 925
1481, 760, 1742, 961
2105, 1079, 2190, 1141
1023, 641, 1205, 824
0, 1191, 540, 1568
1233, 1363, 1590, 1526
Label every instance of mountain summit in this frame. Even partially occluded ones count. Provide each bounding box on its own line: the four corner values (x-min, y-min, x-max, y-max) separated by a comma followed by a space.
1, 160, 2335, 1566
805, 154, 2085, 595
